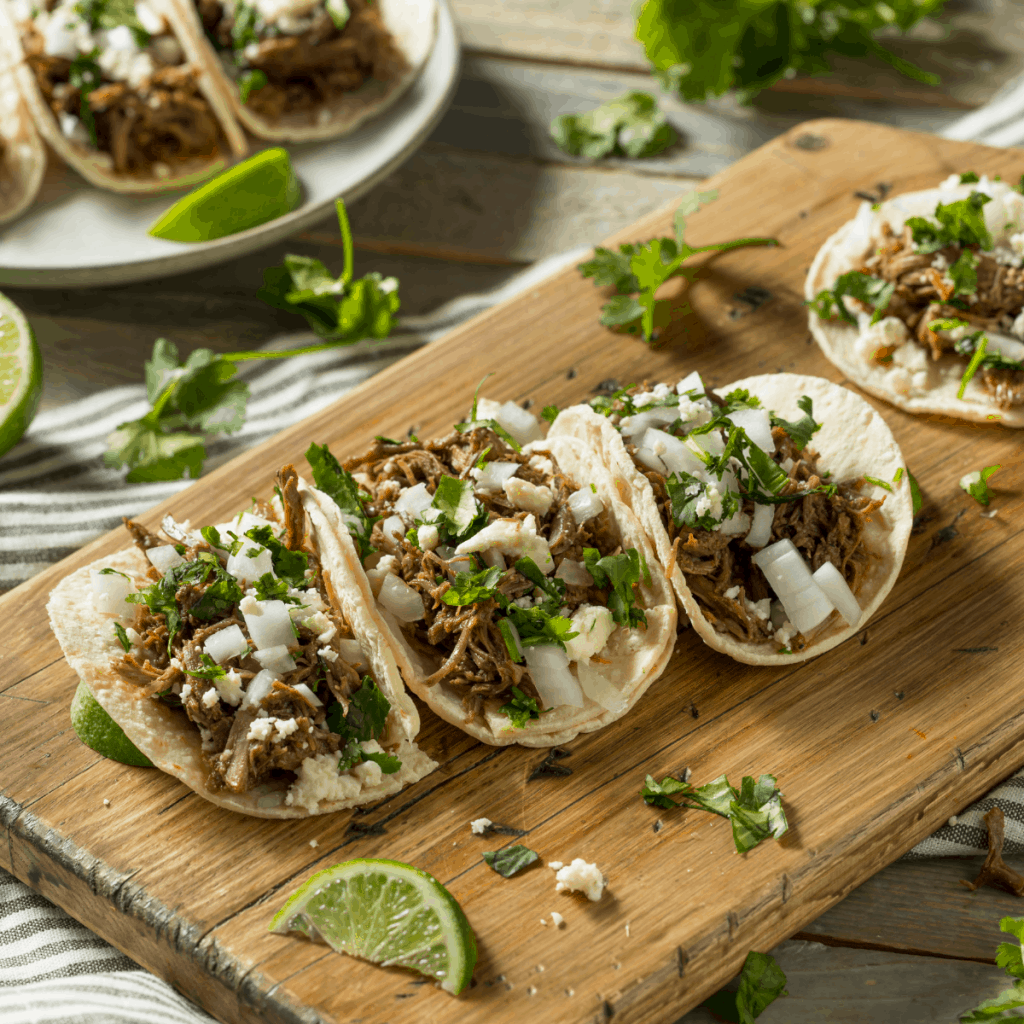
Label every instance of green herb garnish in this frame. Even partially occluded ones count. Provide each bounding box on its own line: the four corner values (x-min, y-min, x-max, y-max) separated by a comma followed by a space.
906, 192, 993, 253
960, 465, 1001, 506
306, 441, 378, 559
702, 950, 789, 1023
481, 844, 539, 877
113, 622, 131, 652
499, 686, 541, 728
863, 475, 893, 493
808, 269, 893, 326
550, 91, 676, 159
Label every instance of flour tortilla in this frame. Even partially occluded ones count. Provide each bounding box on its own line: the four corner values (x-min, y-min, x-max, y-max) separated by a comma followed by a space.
550, 374, 913, 667
46, 505, 436, 819
0, 0, 247, 193
171, 0, 437, 142
0, 61, 43, 224
317, 435, 678, 748
806, 178, 1024, 426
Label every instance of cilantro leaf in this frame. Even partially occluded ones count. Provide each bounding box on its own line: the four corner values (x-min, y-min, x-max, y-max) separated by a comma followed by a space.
362, 749, 402, 774
497, 618, 524, 663
908, 468, 923, 515
549, 91, 677, 159
541, 404, 560, 424
185, 652, 227, 681
770, 395, 821, 451
808, 270, 893, 325
104, 419, 206, 483
346, 676, 392, 743
703, 950, 788, 1024
641, 773, 690, 809
960, 981, 1024, 1022
949, 249, 979, 297
960, 171, 980, 184
499, 686, 541, 728
337, 738, 363, 773
430, 476, 487, 543
306, 442, 378, 560
578, 246, 638, 293
960, 465, 1001, 506
113, 622, 131, 652
253, 572, 301, 603
505, 603, 579, 649
482, 844, 539, 877
68, 50, 102, 147
244, 525, 308, 588
238, 68, 267, 103
443, 564, 503, 606
906, 192, 993, 252
581, 548, 649, 627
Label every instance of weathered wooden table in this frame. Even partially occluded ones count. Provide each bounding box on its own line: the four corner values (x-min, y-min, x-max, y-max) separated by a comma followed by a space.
10, 2, 1024, 1019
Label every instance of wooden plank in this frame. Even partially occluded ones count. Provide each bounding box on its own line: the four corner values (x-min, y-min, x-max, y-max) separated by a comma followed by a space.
4, 120, 1024, 1024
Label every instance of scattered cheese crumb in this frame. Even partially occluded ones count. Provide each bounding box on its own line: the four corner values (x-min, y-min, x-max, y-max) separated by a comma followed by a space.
948, 815, 958, 827
274, 717, 299, 740
202, 688, 219, 709
551, 911, 565, 928
318, 646, 339, 663
180, 683, 192, 700
566, 988, 575, 997
540, 918, 547, 926
550, 858, 605, 901
536, 964, 545, 972
102, 798, 110, 807
527, 986, 537, 996
470, 817, 493, 835
247, 718, 275, 742
309, 839, 318, 848
625, 921, 631, 937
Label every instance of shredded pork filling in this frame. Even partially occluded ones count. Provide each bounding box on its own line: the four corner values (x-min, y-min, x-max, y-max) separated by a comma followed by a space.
198, 0, 406, 121
116, 467, 392, 796
860, 221, 1024, 407
344, 428, 620, 721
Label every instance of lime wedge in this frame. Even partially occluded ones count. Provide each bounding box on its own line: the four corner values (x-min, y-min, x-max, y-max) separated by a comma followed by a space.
0, 292, 41, 459
149, 147, 301, 242
269, 859, 477, 995
71, 680, 154, 768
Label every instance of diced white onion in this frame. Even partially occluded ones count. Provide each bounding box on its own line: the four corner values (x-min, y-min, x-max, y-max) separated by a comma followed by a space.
745, 503, 774, 548
481, 548, 506, 570
436, 544, 456, 561
727, 407, 774, 452
619, 408, 676, 439
472, 461, 519, 492
90, 569, 134, 618
786, 587, 835, 635
243, 670, 277, 708
378, 574, 425, 622
677, 371, 704, 396
752, 540, 834, 634
292, 682, 323, 708
567, 489, 604, 525
227, 544, 274, 584
496, 401, 544, 446
337, 638, 368, 669
147, 545, 184, 575
811, 561, 861, 627
523, 645, 584, 708
687, 429, 725, 459
719, 510, 750, 537
555, 558, 593, 587
242, 599, 296, 650
636, 428, 705, 478
447, 554, 476, 575
394, 482, 434, 518
204, 624, 249, 664
576, 659, 627, 714
253, 644, 296, 677
380, 515, 406, 552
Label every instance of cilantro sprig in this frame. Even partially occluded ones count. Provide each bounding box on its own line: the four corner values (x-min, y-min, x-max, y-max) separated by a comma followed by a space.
326, 676, 401, 774
808, 270, 893, 326
582, 548, 650, 627
906, 191, 993, 253
306, 441, 379, 560
769, 395, 822, 451
960, 465, 1001, 506
550, 91, 677, 159
960, 916, 1024, 1022
579, 190, 777, 341
105, 201, 399, 483
499, 686, 541, 728
642, 771, 788, 854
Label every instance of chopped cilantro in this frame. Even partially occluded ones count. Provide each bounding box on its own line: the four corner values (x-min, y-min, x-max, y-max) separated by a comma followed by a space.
702, 950, 788, 1023
960, 465, 1001, 505
770, 395, 822, 451
949, 249, 979, 297
808, 270, 893, 325
541, 404, 560, 424
581, 548, 649, 627
960, 171, 980, 184
497, 618, 523, 663
200, 524, 241, 555
473, 446, 491, 469
443, 564, 503, 606
905, 192, 993, 253
665, 470, 740, 531
113, 623, 131, 652
893, 467, 904, 484
253, 572, 300, 604
326, 676, 398, 773
99, 567, 132, 579
863, 475, 893, 493
430, 475, 488, 543
375, 435, 404, 445
306, 441, 378, 559
362, 749, 402, 774
482, 844, 539, 877
958, 331, 990, 399
185, 653, 227, 681
550, 91, 676, 159
505, 602, 579, 649
67, 50, 103, 147
499, 686, 541, 728
244, 525, 308, 588
640, 773, 690, 809
238, 68, 267, 103
908, 469, 923, 515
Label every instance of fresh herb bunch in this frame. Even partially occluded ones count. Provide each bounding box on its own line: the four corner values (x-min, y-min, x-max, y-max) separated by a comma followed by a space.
106, 201, 399, 482
960, 916, 1024, 1021
636, 0, 946, 104
550, 91, 677, 160
579, 190, 777, 341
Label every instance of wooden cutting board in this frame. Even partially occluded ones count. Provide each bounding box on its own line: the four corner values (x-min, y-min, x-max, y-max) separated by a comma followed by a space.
2, 119, 1022, 1024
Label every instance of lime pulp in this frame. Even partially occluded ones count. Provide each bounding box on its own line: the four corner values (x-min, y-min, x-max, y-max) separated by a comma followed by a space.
269, 858, 477, 995
148, 147, 301, 243
0, 291, 41, 459
70, 681, 154, 768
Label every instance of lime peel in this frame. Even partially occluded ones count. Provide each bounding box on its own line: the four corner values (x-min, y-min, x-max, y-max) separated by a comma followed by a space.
269, 858, 477, 995
70, 680, 154, 767
0, 291, 41, 459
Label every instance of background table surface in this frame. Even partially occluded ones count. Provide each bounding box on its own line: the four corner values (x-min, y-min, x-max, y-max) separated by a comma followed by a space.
10, 0, 1024, 1019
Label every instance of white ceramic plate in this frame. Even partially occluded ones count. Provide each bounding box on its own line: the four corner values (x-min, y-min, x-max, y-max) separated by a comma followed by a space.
0, 0, 459, 288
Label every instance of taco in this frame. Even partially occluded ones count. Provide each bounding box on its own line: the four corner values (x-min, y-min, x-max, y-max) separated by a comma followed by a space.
0, 62, 44, 224
807, 172, 1024, 425
301, 403, 677, 749
169, 0, 436, 142
549, 373, 913, 666
46, 465, 436, 818
0, 0, 247, 192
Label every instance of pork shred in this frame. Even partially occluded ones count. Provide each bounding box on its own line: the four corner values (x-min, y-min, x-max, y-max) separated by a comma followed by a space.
343, 427, 620, 722
859, 221, 1024, 407
637, 428, 882, 652
118, 489, 376, 796
22, 25, 223, 176
197, 0, 407, 123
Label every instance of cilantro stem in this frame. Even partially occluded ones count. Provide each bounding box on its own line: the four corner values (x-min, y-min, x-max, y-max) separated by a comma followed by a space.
689, 237, 779, 255
336, 199, 354, 287
958, 333, 988, 400
223, 340, 352, 363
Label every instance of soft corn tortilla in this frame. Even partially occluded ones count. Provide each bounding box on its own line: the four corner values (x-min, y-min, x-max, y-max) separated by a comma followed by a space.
0, 62, 43, 224
0, 0, 247, 193
311, 435, 678, 748
806, 181, 1024, 426
47, 508, 436, 819
171, 0, 437, 142
550, 374, 913, 667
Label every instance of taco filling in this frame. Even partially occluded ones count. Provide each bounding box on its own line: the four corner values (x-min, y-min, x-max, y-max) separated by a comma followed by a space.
93, 466, 409, 813
810, 173, 1024, 408
194, 0, 405, 122
14, 0, 225, 176
307, 404, 653, 728
591, 375, 886, 655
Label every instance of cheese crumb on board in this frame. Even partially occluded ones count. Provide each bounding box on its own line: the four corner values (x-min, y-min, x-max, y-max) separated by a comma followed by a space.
470, 817, 492, 834
550, 858, 605, 901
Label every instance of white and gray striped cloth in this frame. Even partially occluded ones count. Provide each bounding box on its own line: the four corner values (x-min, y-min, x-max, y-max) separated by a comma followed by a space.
1, 231, 1021, 1022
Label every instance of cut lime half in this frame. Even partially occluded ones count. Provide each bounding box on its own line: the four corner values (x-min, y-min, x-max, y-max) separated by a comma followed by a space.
71, 680, 154, 768
0, 292, 41, 459
149, 147, 301, 242
269, 858, 477, 995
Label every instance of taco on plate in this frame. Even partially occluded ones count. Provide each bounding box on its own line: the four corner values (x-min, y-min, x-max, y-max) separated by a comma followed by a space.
549, 373, 913, 666
0, 62, 44, 224
0, 0, 246, 192
807, 172, 1024, 425
301, 398, 677, 748
170, 0, 436, 141
47, 464, 436, 818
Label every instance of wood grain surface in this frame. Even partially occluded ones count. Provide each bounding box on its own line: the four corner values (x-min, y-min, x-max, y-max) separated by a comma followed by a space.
2, 118, 1023, 1024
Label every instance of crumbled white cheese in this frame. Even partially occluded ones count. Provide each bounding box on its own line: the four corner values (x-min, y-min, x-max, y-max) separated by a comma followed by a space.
774, 621, 798, 648
180, 683, 192, 700
550, 858, 605, 901
694, 484, 723, 522
503, 477, 554, 517
562, 604, 615, 663
213, 669, 244, 707
274, 717, 299, 740
455, 514, 553, 573
318, 646, 339, 663
1012, 310, 1024, 341
724, 585, 740, 601
853, 315, 909, 365
470, 817, 492, 835
550, 911, 565, 928
102, 798, 111, 807
309, 839, 319, 848
317, 623, 338, 645
247, 718, 275, 742
528, 454, 555, 477
202, 688, 219, 709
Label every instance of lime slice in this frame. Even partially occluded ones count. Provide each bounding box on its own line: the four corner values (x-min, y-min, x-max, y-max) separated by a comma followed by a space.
148, 147, 301, 242
269, 859, 477, 995
0, 292, 41, 459
70, 680, 154, 768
